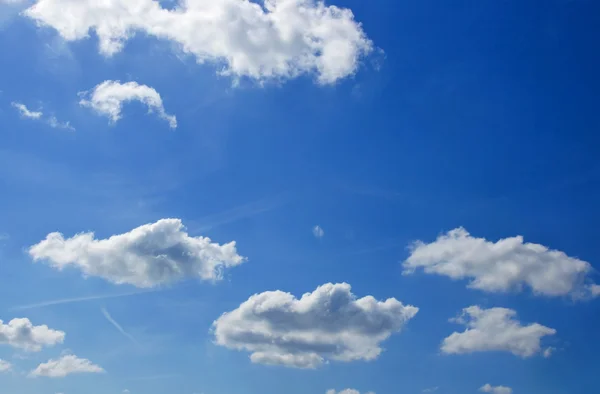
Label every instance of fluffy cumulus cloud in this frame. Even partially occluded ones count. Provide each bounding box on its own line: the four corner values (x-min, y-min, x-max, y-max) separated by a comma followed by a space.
403, 227, 597, 298
29, 355, 104, 378
28, 218, 245, 288
479, 384, 512, 394
441, 306, 556, 358
213, 282, 419, 368
79, 80, 177, 128
0, 359, 12, 372
24, 0, 373, 84
0, 318, 65, 351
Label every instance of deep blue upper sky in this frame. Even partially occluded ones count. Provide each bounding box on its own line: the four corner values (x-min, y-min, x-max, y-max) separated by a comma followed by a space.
0, 1, 599, 394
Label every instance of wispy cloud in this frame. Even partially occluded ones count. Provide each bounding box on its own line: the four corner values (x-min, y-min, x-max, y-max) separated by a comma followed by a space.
191, 192, 290, 232
11, 290, 155, 311
101, 308, 140, 347
312, 225, 325, 239
12, 102, 42, 119
10, 101, 74, 131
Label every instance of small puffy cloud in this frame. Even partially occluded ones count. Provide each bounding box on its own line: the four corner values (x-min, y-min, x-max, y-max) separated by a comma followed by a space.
47, 115, 75, 131
29, 354, 104, 378
441, 306, 556, 358
213, 282, 418, 368
0, 359, 12, 372
479, 384, 512, 394
24, 0, 373, 84
12, 102, 43, 119
312, 225, 324, 238
403, 227, 597, 298
0, 318, 65, 351
29, 218, 245, 288
327, 390, 374, 394
79, 80, 176, 128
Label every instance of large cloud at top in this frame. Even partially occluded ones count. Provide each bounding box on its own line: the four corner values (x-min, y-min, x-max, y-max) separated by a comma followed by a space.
29, 218, 245, 288
24, 0, 373, 84
212, 282, 419, 368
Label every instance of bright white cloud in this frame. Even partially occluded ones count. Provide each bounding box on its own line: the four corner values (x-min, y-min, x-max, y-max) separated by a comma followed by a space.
403, 227, 597, 298
0, 359, 12, 372
11, 102, 43, 119
312, 225, 324, 238
29, 354, 104, 378
0, 318, 65, 351
441, 306, 556, 358
29, 218, 245, 288
327, 389, 374, 394
479, 384, 512, 394
79, 80, 177, 128
213, 282, 418, 368
24, 0, 373, 84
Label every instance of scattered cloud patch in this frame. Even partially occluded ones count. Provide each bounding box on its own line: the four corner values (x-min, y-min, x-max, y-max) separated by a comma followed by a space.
29, 354, 104, 378
12, 102, 42, 119
24, 0, 373, 84
312, 225, 324, 239
213, 282, 418, 368
10, 101, 74, 130
327, 389, 374, 394
543, 346, 556, 358
404, 227, 597, 298
479, 384, 512, 394
0, 359, 12, 372
0, 318, 65, 351
441, 306, 556, 358
422, 387, 439, 393
29, 218, 246, 288
79, 81, 177, 128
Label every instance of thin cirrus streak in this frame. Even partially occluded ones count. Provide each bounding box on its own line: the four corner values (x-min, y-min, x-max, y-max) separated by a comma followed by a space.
101, 307, 140, 347
10, 290, 156, 311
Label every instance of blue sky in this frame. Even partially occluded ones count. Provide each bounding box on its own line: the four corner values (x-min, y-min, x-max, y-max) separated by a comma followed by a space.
1, 1, 599, 394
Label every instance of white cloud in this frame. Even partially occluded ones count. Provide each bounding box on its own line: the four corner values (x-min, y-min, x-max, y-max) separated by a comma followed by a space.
29, 354, 104, 378
212, 282, 418, 368
403, 227, 597, 298
12, 102, 43, 119
0, 318, 65, 351
79, 80, 177, 128
441, 306, 556, 358
47, 115, 75, 131
10, 102, 74, 130
543, 346, 555, 358
312, 225, 324, 238
327, 390, 374, 394
24, 0, 373, 84
422, 387, 439, 393
479, 384, 512, 394
29, 218, 245, 288
0, 359, 12, 372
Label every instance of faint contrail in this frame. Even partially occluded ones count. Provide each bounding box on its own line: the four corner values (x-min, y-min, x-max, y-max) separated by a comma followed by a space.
101, 307, 140, 347
11, 290, 154, 311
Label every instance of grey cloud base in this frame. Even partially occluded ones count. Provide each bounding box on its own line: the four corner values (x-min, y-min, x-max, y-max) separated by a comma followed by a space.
212, 282, 418, 368
28, 218, 245, 288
